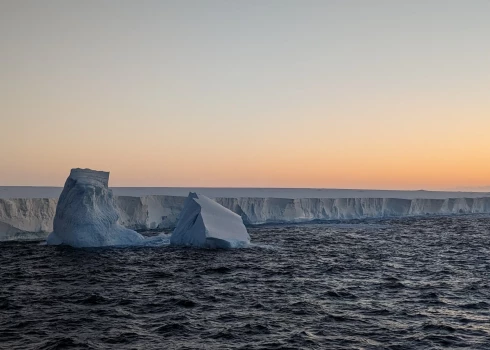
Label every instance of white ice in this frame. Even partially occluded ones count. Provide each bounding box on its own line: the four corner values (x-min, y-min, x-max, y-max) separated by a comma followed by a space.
170, 192, 250, 249
46, 168, 144, 248
2, 184, 490, 240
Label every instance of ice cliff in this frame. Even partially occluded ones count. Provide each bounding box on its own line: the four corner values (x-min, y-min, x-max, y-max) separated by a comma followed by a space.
116, 195, 186, 230
2, 192, 490, 240
215, 197, 490, 223
0, 198, 56, 240
170, 193, 250, 248
45, 169, 144, 247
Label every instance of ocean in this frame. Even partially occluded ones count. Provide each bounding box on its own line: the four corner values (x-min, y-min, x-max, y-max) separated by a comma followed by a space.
1, 215, 489, 349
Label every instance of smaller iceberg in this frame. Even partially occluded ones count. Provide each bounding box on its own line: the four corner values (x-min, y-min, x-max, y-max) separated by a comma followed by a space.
170, 192, 250, 248
46, 168, 144, 247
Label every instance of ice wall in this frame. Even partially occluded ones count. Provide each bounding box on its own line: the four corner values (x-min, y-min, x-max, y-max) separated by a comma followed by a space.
215, 197, 490, 223
102, 196, 490, 226
0, 198, 56, 240
2, 195, 490, 240
116, 195, 186, 230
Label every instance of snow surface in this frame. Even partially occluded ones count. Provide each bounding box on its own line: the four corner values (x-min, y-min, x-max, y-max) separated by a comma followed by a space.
46, 169, 144, 247
170, 193, 250, 249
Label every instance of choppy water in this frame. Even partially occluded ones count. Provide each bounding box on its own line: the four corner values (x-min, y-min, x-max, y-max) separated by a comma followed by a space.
1, 215, 490, 349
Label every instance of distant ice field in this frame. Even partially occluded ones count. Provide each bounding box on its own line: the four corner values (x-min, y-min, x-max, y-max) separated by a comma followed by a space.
1, 186, 489, 199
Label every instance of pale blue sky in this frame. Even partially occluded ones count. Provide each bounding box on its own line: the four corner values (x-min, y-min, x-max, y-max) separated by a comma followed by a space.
1, 1, 489, 188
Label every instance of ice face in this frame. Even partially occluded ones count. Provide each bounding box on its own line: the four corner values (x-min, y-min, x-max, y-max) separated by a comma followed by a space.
46, 168, 144, 247
3, 188, 490, 241
170, 192, 250, 249
0, 198, 56, 240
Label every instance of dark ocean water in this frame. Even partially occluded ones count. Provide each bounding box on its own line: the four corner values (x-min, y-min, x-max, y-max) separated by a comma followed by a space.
1, 215, 490, 350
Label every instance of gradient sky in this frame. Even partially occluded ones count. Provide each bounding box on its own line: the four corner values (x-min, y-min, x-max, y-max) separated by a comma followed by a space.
1, 1, 489, 189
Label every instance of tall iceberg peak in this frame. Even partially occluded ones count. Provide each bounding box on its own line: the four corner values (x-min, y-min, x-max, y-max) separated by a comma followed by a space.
69, 168, 110, 187
170, 192, 250, 248
46, 168, 144, 247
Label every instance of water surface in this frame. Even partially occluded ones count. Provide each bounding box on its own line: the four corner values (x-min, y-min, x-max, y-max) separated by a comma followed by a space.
1, 216, 489, 349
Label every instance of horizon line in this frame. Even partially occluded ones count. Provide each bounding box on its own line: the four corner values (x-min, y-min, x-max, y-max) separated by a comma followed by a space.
1, 185, 490, 193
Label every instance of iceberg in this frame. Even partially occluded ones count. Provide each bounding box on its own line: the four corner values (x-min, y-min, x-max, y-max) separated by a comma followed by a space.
46, 168, 144, 247
170, 192, 250, 248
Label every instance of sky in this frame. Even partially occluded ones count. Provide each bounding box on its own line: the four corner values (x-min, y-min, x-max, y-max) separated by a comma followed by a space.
1, 0, 489, 189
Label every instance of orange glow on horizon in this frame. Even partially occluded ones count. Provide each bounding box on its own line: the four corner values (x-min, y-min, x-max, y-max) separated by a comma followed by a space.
1, 2, 489, 190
